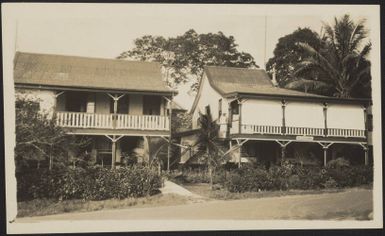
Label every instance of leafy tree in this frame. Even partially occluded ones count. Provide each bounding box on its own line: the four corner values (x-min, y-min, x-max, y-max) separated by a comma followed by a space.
290, 15, 372, 98
118, 29, 257, 90
15, 96, 90, 171
266, 28, 324, 87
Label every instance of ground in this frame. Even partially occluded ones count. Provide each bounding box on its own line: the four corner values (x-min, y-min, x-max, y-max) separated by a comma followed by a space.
17, 184, 372, 222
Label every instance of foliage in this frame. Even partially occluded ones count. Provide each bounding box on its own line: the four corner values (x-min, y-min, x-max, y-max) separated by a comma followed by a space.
16, 166, 162, 201
266, 28, 324, 87
290, 14, 372, 98
15, 96, 91, 171
224, 162, 373, 193
117, 29, 257, 89
172, 112, 192, 133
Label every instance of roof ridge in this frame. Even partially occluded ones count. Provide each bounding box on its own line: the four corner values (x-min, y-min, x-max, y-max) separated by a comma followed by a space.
15, 51, 160, 65
204, 65, 264, 71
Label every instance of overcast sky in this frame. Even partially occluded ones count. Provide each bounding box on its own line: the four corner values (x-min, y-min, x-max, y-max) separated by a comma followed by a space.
7, 3, 375, 109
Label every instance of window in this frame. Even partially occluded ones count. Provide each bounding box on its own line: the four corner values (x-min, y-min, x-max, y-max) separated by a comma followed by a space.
230, 100, 239, 115
218, 99, 222, 117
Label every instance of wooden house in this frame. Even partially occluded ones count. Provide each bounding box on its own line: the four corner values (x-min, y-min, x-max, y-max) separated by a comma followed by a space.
14, 52, 177, 168
183, 66, 372, 167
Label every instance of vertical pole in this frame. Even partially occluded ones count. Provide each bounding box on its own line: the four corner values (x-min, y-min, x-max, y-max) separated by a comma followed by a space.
238, 142, 242, 168
167, 97, 172, 172
281, 100, 286, 134
323, 147, 328, 167
281, 145, 286, 161
167, 139, 171, 172
111, 135, 116, 169
364, 147, 368, 166
323, 103, 328, 137
113, 96, 118, 128
238, 99, 242, 134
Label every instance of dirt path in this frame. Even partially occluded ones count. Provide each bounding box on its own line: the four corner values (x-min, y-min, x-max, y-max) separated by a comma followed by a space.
17, 188, 372, 222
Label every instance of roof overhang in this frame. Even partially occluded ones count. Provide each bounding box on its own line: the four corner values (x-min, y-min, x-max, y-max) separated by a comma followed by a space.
223, 92, 371, 106
15, 83, 178, 96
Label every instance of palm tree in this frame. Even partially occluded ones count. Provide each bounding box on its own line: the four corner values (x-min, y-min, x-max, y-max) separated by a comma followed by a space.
196, 108, 227, 189
287, 14, 371, 98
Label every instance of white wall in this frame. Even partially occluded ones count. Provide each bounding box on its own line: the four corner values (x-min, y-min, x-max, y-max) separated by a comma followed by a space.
285, 101, 324, 128
242, 99, 282, 126
192, 74, 228, 129
328, 104, 365, 129
16, 88, 56, 118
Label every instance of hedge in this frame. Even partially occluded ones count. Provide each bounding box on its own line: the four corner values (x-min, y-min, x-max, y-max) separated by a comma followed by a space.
225, 161, 373, 193
16, 166, 162, 201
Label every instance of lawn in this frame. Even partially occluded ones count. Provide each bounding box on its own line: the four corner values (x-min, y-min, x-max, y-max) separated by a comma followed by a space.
17, 193, 191, 218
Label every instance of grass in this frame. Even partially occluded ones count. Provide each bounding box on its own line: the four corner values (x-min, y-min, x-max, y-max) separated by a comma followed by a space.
182, 183, 372, 200
17, 193, 190, 218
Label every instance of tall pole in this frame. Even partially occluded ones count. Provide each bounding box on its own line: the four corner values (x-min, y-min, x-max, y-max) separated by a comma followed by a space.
264, 15, 268, 69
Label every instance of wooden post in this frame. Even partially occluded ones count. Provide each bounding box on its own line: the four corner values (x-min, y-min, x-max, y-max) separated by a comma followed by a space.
281, 145, 286, 161
323, 103, 328, 137
363, 146, 368, 166
111, 135, 116, 169
238, 99, 242, 134
323, 147, 328, 167
281, 100, 286, 134
167, 97, 172, 172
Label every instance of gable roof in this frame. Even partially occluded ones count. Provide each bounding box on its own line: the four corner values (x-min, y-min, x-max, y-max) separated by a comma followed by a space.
204, 66, 325, 98
13, 52, 176, 95
190, 66, 369, 114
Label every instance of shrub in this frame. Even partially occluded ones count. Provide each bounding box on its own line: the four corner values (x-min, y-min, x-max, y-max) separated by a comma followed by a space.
16, 166, 162, 201
225, 165, 272, 192
223, 162, 373, 193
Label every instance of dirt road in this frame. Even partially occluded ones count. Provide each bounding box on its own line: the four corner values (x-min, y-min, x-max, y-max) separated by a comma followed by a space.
17, 188, 372, 222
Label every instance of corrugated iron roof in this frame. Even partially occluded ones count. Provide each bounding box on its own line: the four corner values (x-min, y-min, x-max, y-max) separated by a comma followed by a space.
14, 52, 175, 94
204, 66, 325, 98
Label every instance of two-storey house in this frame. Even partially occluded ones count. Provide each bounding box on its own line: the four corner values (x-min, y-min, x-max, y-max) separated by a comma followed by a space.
182, 66, 372, 167
14, 52, 177, 168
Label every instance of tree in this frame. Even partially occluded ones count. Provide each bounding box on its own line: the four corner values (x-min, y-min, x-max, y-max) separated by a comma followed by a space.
266, 28, 324, 87
15, 96, 90, 171
290, 15, 372, 98
195, 108, 229, 188
118, 29, 257, 90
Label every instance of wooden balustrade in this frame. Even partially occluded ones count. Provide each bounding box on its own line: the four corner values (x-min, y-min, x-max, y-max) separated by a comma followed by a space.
56, 112, 170, 131
228, 123, 365, 138
242, 125, 282, 135
285, 126, 324, 136
327, 128, 365, 138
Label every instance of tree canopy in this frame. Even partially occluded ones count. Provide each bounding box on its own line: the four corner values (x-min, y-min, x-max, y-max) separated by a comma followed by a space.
118, 29, 257, 90
272, 15, 372, 98
294, 15, 371, 98
266, 27, 323, 87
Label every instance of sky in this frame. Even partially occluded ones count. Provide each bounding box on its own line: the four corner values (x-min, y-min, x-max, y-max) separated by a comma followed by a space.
8, 3, 375, 110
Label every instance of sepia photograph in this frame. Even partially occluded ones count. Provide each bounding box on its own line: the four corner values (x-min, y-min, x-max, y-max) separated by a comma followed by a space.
2, 2, 383, 234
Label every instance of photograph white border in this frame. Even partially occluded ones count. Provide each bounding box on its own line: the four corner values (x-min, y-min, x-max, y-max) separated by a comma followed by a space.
2, 3, 382, 234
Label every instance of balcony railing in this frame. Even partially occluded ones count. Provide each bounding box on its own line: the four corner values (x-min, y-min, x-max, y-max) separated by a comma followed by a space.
228, 123, 365, 138
55, 112, 170, 131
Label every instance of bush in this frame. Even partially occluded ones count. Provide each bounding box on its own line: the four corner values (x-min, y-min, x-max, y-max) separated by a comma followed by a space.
225, 165, 272, 192
223, 162, 373, 193
16, 166, 162, 201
